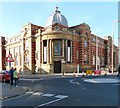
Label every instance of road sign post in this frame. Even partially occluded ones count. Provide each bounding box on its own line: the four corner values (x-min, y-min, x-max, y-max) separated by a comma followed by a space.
6, 52, 14, 69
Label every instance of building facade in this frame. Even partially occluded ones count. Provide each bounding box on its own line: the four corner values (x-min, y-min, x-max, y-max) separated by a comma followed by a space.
0, 7, 119, 73
0, 36, 6, 70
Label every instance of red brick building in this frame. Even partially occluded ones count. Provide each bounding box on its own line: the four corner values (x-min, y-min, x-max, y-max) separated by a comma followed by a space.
0, 36, 6, 70
0, 7, 119, 74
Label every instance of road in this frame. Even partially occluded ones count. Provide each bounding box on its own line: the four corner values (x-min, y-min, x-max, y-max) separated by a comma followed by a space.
2, 75, 120, 107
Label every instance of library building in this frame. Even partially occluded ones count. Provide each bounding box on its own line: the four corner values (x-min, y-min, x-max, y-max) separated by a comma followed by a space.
0, 7, 119, 74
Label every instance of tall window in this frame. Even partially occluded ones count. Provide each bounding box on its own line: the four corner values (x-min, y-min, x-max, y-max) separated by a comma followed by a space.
54, 41, 62, 56
15, 53, 18, 66
67, 40, 71, 62
84, 39, 87, 47
25, 54, 29, 66
25, 39, 29, 48
43, 40, 47, 63
102, 57, 104, 65
35, 51, 38, 60
84, 54, 87, 64
25, 50, 29, 66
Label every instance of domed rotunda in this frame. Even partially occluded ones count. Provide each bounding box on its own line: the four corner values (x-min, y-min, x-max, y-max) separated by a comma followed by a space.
45, 7, 68, 27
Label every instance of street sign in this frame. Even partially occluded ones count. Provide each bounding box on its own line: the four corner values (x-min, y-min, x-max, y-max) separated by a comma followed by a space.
6, 53, 14, 62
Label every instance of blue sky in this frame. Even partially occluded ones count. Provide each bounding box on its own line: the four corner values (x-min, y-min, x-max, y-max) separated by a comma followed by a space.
0, 2, 119, 46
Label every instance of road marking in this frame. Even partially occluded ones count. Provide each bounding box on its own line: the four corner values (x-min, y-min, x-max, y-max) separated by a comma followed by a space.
32, 92, 43, 96
20, 79, 40, 81
70, 79, 80, 85
33, 94, 68, 107
84, 78, 120, 83
34, 98, 62, 107
42, 93, 54, 97
25, 91, 34, 94
55, 95, 68, 99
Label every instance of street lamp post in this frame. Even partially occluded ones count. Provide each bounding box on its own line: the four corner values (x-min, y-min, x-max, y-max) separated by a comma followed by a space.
111, 20, 120, 73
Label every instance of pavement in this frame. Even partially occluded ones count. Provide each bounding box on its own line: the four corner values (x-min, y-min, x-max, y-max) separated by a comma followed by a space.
0, 71, 118, 100
20, 71, 118, 79
0, 83, 28, 100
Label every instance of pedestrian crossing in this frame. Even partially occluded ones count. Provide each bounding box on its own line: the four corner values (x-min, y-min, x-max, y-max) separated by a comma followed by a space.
25, 91, 68, 99
42, 93, 55, 97
25, 91, 68, 107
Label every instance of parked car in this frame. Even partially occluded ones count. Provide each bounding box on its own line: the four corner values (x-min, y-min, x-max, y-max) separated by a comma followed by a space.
0, 70, 10, 83
94, 70, 101, 76
100, 68, 107, 75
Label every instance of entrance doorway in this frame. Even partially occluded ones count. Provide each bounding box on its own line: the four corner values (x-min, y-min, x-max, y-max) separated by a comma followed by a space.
54, 61, 61, 73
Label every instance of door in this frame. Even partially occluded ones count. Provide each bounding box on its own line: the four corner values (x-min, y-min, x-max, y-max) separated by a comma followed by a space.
54, 61, 61, 73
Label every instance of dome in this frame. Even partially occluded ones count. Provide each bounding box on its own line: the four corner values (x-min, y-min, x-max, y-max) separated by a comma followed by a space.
45, 7, 68, 27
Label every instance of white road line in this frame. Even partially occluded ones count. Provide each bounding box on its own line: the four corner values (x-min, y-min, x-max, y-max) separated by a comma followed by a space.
70, 79, 80, 85
55, 95, 68, 99
33, 95, 68, 107
84, 78, 120, 83
20, 79, 40, 81
42, 93, 54, 97
25, 91, 34, 94
34, 98, 62, 107
32, 92, 43, 96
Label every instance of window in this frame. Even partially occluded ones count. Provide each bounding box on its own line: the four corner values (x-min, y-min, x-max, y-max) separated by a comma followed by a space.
35, 51, 38, 60
25, 40, 29, 48
85, 33, 88, 37
93, 55, 95, 65
102, 57, 104, 65
54, 41, 61, 56
15, 53, 18, 66
67, 40, 71, 62
76, 51, 79, 60
24, 50, 29, 66
25, 54, 29, 66
84, 54, 88, 64
43, 40, 47, 63
93, 37, 96, 42
84, 39, 87, 47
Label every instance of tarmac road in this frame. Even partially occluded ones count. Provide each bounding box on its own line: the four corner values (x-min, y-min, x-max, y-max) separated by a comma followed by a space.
2, 75, 120, 107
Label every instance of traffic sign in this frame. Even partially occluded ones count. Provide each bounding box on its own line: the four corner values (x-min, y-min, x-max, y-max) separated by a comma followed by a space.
6, 53, 14, 62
